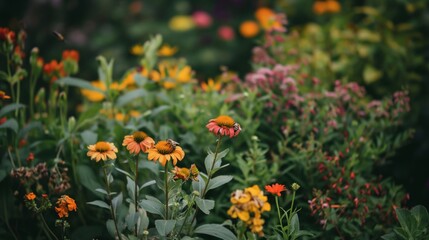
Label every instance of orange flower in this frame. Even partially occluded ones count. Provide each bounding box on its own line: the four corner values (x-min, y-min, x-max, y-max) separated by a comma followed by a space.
157, 44, 178, 57
25, 192, 36, 201
265, 183, 286, 196
313, 0, 341, 15
172, 166, 190, 181
255, 7, 283, 31
43, 60, 65, 83
325, 0, 341, 13
122, 131, 155, 155
62, 50, 79, 61
313, 1, 326, 15
239, 21, 260, 38
147, 139, 185, 166
0, 90, 11, 100
206, 115, 241, 138
87, 141, 118, 162
55, 195, 77, 218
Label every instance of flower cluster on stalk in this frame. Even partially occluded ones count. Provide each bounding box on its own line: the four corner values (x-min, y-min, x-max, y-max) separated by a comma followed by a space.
227, 185, 271, 236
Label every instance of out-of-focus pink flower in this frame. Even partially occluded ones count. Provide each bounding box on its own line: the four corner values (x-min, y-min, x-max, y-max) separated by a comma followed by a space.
218, 26, 235, 41
192, 11, 212, 28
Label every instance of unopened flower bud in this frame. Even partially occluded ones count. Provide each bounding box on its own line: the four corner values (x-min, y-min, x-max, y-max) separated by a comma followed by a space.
291, 183, 300, 191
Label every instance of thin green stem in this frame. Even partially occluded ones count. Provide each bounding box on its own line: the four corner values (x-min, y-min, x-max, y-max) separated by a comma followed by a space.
188, 136, 222, 234
177, 195, 195, 236
275, 196, 286, 239
134, 155, 139, 236
164, 162, 169, 220
39, 214, 59, 240
103, 166, 123, 240
286, 190, 297, 238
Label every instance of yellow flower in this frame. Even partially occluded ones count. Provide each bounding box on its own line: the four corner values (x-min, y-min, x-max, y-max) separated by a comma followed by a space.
87, 141, 118, 162
239, 21, 260, 38
122, 131, 155, 155
227, 185, 270, 236
81, 81, 106, 102
150, 61, 193, 89
201, 78, 221, 92
158, 44, 178, 57
172, 166, 190, 181
169, 15, 195, 31
147, 139, 185, 166
131, 44, 145, 56
55, 195, 77, 218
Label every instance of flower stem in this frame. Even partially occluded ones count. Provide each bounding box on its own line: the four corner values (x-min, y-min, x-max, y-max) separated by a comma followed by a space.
286, 190, 297, 238
164, 162, 169, 220
202, 135, 222, 197
39, 214, 59, 240
188, 136, 222, 234
103, 166, 122, 240
275, 196, 286, 239
134, 156, 139, 236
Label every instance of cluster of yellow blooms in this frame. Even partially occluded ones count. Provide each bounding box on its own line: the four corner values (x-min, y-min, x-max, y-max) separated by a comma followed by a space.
227, 185, 271, 236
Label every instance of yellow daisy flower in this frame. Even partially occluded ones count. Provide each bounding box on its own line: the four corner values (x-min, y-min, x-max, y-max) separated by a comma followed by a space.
147, 139, 185, 166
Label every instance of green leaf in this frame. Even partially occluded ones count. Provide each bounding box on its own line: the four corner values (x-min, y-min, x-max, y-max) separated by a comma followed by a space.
112, 193, 123, 214
140, 196, 164, 218
194, 224, 237, 240
207, 175, 233, 192
396, 208, 416, 237
204, 149, 229, 173
195, 197, 215, 214
0, 118, 18, 133
116, 89, 147, 107
381, 232, 400, 240
290, 214, 300, 238
18, 121, 42, 139
139, 180, 156, 191
0, 169, 7, 183
155, 220, 176, 236
106, 219, 116, 238
411, 205, 429, 229
87, 200, 110, 210
55, 77, 105, 93
127, 176, 136, 201
80, 130, 97, 145
95, 188, 108, 195
76, 164, 103, 197
115, 167, 133, 179
0, 103, 25, 118
192, 174, 206, 195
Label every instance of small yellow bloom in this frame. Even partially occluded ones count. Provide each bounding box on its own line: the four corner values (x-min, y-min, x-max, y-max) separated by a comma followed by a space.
81, 81, 106, 102
157, 44, 178, 57
149, 61, 194, 89
169, 15, 195, 31
131, 44, 145, 56
0, 90, 11, 100
201, 78, 221, 92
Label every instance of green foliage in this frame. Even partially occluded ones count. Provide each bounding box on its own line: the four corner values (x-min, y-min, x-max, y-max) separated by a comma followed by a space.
382, 205, 429, 240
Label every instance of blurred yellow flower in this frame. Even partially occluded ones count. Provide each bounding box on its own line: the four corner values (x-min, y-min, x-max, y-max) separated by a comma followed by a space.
81, 81, 106, 102
169, 15, 195, 31
131, 44, 145, 56
157, 44, 178, 57
313, 0, 341, 15
201, 78, 221, 92
239, 21, 260, 38
150, 61, 193, 89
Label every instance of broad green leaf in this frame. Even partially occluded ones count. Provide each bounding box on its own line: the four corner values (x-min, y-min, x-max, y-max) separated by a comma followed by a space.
194, 224, 237, 240
290, 213, 300, 238
381, 232, 400, 240
140, 196, 164, 217
192, 174, 206, 195
139, 180, 156, 191
138, 209, 149, 234
127, 176, 136, 201
0, 169, 7, 182
0, 103, 25, 117
195, 197, 215, 214
18, 121, 42, 139
80, 130, 97, 145
115, 167, 133, 179
76, 164, 103, 197
55, 77, 105, 93
411, 205, 429, 229
112, 193, 123, 214
207, 175, 233, 192
106, 219, 116, 238
87, 200, 110, 210
396, 208, 416, 236
116, 89, 147, 107
0, 119, 18, 133
155, 220, 176, 236
95, 188, 108, 195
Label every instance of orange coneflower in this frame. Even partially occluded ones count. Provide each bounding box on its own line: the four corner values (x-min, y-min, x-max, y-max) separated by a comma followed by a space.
206, 115, 241, 138
122, 131, 155, 155
265, 183, 286, 196
147, 139, 185, 166
171, 166, 190, 181
239, 20, 260, 38
87, 141, 118, 162
55, 195, 77, 218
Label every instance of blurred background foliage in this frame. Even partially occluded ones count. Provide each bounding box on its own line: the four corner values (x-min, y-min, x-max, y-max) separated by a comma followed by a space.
1, 0, 429, 224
